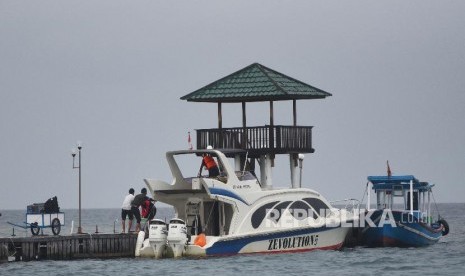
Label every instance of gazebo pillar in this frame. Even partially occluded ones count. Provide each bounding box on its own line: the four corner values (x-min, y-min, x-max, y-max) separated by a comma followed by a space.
269, 101, 275, 167
218, 102, 222, 148
218, 102, 222, 129
293, 99, 297, 126
260, 154, 273, 190
290, 157, 299, 188
290, 99, 299, 188
242, 101, 247, 149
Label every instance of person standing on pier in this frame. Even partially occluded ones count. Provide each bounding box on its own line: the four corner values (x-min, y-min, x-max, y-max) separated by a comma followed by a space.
121, 188, 135, 233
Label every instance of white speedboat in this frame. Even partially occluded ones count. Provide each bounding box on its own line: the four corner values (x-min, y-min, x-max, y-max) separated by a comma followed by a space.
135, 63, 358, 257
135, 149, 354, 258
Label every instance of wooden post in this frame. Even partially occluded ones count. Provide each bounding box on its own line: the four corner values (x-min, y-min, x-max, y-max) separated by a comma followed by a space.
218, 102, 222, 129
269, 101, 275, 166
292, 100, 298, 169
242, 102, 246, 149
293, 99, 297, 126
218, 102, 223, 148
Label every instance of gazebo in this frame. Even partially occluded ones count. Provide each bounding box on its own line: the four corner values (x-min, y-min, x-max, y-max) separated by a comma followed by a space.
181, 63, 331, 188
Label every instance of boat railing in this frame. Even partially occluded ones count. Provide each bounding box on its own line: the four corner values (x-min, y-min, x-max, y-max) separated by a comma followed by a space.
196, 125, 314, 157
330, 198, 361, 216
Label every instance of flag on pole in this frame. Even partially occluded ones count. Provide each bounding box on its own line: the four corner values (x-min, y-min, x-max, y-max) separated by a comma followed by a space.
387, 160, 392, 177
188, 131, 193, 150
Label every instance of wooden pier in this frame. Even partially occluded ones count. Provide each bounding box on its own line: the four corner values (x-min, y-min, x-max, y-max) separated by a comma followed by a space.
0, 233, 137, 262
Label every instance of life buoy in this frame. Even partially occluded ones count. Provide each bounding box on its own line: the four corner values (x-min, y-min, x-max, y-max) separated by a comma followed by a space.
194, 233, 206, 247
438, 219, 449, 236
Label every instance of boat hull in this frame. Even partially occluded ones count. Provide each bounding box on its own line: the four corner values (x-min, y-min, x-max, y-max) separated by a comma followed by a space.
204, 226, 348, 256
362, 210, 442, 247
137, 225, 349, 258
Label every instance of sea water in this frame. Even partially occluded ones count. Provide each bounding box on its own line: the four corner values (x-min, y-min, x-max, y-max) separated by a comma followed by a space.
1, 203, 464, 275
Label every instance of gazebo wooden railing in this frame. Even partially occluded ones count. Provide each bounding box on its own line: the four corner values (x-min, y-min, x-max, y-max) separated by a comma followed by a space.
196, 125, 314, 157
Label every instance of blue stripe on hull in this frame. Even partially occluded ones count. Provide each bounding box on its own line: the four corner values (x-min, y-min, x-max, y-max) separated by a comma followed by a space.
362, 210, 442, 247
208, 187, 249, 205
206, 226, 337, 255
363, 224, 441, 247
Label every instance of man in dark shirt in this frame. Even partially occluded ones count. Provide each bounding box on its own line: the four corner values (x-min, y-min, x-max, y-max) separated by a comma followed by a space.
131, 188, 153, 232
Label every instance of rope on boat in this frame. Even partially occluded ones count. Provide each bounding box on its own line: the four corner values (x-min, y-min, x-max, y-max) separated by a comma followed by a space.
431, 190, 442, 220
358, 182, 369, 207
241, 151, 249, 176
203, 197, 218, 233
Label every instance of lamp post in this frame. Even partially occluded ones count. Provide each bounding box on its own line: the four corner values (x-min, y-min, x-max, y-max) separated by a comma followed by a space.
71, 142, 83, 234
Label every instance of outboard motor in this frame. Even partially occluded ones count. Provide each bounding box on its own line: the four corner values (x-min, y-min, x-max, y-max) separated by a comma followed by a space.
167, 218, 188, 258
148, 219, 168, 258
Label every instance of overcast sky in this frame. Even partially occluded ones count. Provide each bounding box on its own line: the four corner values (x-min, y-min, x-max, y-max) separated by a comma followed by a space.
1, 0, 464, 210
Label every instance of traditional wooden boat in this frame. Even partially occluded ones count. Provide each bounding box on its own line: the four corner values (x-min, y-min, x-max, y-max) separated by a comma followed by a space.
361, 175, 449, 247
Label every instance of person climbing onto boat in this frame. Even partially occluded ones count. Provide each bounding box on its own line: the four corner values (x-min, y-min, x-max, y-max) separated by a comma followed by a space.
131, 188, 153, 232
121, 188, 135, 233
141, 197, 157, 221
200, 153, 220, 177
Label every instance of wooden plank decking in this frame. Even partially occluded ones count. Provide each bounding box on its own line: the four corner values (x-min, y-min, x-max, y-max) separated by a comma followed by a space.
0, 233, 137, 262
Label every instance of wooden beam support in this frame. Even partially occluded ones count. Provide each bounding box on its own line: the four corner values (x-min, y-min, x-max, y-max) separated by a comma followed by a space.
218, 102, 222, 129
269, 101, 274, 127
269, 101, 275, 166
242, 102, 246, 128
293, 99, 297, 126
242, 101, 247, 149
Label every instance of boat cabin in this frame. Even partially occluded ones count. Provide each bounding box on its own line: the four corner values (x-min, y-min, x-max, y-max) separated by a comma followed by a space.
367, 175, 435, 220
145, 149, 263, 238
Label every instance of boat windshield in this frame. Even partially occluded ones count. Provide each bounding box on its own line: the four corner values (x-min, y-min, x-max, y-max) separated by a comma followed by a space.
172, 152, 228, 179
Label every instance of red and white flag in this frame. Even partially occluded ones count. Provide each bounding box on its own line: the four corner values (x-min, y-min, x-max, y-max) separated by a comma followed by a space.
188, 131, 193, 150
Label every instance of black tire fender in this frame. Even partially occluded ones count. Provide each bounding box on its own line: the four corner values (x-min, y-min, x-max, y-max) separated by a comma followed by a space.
439, 218, 449, 236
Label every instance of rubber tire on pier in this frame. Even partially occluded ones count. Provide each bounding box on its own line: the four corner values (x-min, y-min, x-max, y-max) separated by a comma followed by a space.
439, 219, 449, 236
51, 218, 61, 235
30, 222, 40, 236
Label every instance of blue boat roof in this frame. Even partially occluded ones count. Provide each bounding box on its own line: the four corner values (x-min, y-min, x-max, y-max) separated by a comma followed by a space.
367, 175, 434, 191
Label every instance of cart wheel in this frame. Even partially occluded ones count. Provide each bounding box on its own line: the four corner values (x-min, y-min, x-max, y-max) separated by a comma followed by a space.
30, 222, 40, 236
51, 218, 61, 235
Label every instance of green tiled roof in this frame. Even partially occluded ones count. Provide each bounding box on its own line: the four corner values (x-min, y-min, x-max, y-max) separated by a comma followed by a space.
180, 63, 331, 102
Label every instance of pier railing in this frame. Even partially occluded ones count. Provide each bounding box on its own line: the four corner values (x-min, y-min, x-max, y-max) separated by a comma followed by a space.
196, 125, 314, 157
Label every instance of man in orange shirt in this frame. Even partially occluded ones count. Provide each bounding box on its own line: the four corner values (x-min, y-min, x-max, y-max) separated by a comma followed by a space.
200, 153, 219, 177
